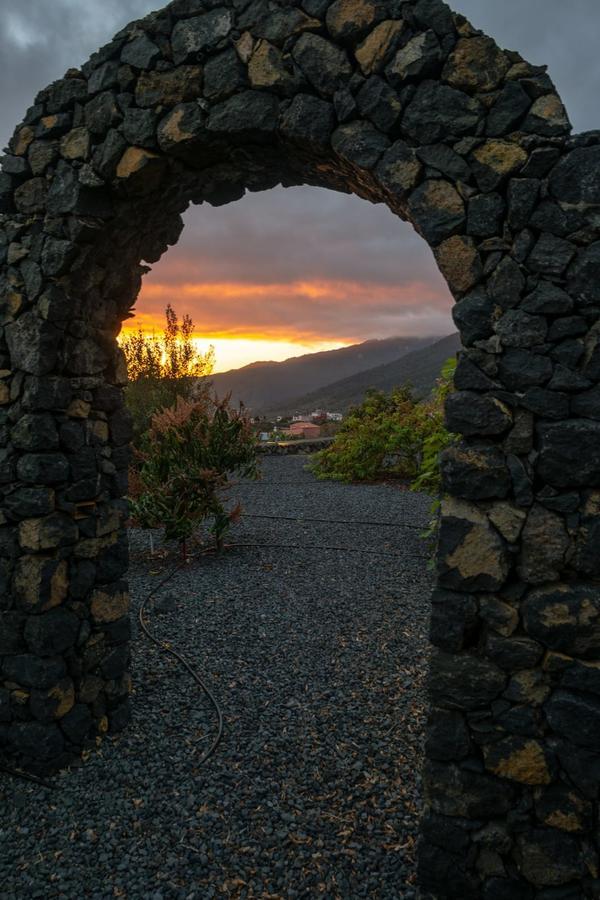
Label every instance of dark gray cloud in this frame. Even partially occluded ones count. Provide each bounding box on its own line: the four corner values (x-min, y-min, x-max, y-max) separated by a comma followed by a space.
1, 2, 596, 344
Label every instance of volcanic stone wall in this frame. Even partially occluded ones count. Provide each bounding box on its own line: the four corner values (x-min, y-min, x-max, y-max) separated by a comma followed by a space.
1, 0, 600, 895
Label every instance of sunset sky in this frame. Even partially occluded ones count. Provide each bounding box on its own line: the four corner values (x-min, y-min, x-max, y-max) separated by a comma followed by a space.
1, 1, 597, 371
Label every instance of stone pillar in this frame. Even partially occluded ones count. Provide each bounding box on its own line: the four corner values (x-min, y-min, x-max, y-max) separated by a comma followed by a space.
419, 136, 600, 899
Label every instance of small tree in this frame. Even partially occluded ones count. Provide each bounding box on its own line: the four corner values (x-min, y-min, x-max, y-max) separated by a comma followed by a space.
121, 304, 215, 441
129, 394, 258, 554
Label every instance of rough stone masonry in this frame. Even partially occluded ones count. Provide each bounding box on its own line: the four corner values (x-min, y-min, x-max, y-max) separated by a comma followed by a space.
1, 0, 600, 896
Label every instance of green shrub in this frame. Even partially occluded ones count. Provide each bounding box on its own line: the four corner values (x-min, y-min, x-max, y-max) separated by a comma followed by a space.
310, 357, 457, 492
129, 394, 258, 553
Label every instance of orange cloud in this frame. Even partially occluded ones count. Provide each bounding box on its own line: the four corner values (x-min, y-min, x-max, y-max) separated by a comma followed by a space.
132, 277, 451, 343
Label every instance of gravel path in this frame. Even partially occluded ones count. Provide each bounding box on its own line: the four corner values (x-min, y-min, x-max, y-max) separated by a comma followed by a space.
0, 456, 433, 900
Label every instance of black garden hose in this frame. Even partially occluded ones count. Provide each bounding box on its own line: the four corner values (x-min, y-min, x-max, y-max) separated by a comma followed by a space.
138, 552, 224, 769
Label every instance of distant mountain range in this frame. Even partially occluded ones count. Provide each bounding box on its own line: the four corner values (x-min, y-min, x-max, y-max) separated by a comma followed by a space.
209, 335, 436, 412
267, 333, 461, 415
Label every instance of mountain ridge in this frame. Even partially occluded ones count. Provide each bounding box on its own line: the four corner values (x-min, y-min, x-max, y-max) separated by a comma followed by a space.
265, 333, 462, 415
209, 335, 438, 412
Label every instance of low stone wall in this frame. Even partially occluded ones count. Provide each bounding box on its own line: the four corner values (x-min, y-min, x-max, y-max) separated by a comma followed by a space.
257, 437, 334, 455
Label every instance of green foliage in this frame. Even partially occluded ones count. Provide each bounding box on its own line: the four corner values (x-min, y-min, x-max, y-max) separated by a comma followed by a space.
121, 304, 215, 441
129, 394, 258, 551
310, 357, 457, 493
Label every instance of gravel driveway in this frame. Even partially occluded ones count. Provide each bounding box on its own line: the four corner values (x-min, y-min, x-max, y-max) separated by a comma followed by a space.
0, 456, 433, 900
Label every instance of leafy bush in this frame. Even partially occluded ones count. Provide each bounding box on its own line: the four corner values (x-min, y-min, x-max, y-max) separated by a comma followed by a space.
129, 394, 258, 552
121, 304, 215, 442
310, 357, 457, 492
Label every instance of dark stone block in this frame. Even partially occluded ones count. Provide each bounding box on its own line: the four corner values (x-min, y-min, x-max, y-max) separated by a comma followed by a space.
386, 30, 443, 86
60, 703, 93, 744
487, 81, 531, 137
549, 146, 600, 206
0, 611, 26, 653
538, 419, 600, 488
418, 841, 480, 900
528, 233, 576, 278
2, 654, 66, 689
507, 455, 534, 507
101, 615, 131, 645
88, 61, 120, 95
413, 0, 456, 35
30, 677, 75, 722
279, 93, 335, 150
547, 316, 587, 343
122, 108, 157, 148
416, 144, 471, 181
467, 193, 504, 238
496, 309, 547, 348
24, 609, 80, 656
517, 828, 582, 887
375, 139, 422, 198
441, 443, 510, 500
521, 283, 574, 316
22, 376, 72, 411
568, 242, 600, 308
452, 289, 495, 345
46, 163, 113, 218
521, 147, 561, 179
426, 709, 470, 761
332, 121, 390, 169
84, 91, 122, 135
12, 413, 59, 451
408, 178, 465, 245
0, 688, 10, 723
430, 587, 478, 651
3, 487, 55, 519
429, 651, 506, 711
421, 811, 472, 854
109, 697, 131, 733
96, 533, 129, 583
60, 421, 86, 453
454, 354, 498, 392
109, 408, 133, 447
291, 33, 351, 97
445, 392, 512, 437
100, 644, 130, 680
497, 350, 552, 391
483, 878, 533, 900
120, 35, 161, 69
205, 48, 248, 103
207, 90, 279, 138
9, 720, 65, 762
486, 635, 543, 671
17, 452, 70, 485
550, 339, 584, 369
41, 238, 77, 277
171, 9, 233, 64
496, 705, 541, 738
5, 312, 60, 377
508, 178, 540, 231
521, 387, 569, 420
424, 759, 514, 817
402, 81, 481, 144
545, 691, 600, 750
69, 560, 96, 600
92, 129, 127, 180
523, 583, 600, 658
356, 76, 402, 133
488, 256, 525, 310
570, 385, 600, 420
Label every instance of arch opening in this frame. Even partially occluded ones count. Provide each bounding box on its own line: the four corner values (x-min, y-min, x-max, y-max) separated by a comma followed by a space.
2, 1, 600, 896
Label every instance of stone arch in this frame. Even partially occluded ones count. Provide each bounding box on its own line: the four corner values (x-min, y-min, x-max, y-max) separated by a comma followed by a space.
2, 0, 600, 895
